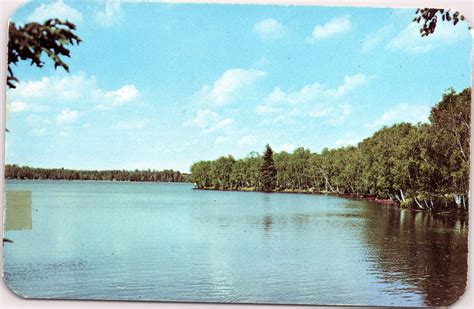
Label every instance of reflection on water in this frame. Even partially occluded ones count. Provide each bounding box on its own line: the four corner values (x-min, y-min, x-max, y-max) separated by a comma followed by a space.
361, 206, 468, 306
263, 215, 273, 232
3, 181, 468, 306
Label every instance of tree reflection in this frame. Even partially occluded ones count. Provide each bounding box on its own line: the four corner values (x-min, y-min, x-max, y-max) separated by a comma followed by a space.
361, 204, 468, 306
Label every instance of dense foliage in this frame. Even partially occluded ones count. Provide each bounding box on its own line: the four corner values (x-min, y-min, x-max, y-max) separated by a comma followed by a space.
8, 19, 81, 88
5, 165, 189, 183
413, 8, 468, 37
191, 88, 470, 212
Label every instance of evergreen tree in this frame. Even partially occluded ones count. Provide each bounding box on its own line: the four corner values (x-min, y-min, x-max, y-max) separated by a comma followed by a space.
260, 144, 277, 192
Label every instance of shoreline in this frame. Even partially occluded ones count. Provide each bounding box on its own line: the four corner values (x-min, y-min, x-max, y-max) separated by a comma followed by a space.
195, 186, 398, 205
193, 187, 468, 216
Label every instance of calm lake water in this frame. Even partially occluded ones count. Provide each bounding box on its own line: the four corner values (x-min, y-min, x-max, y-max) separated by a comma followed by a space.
3, 180, 468, 306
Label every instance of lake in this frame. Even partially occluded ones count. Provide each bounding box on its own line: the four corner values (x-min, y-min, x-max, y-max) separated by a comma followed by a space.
3, 180, 468, 306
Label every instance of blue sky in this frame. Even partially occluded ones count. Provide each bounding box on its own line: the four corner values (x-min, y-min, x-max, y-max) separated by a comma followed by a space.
6, 1, 472, 172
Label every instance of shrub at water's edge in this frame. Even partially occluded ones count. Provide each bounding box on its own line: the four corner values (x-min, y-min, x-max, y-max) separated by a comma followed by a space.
190, 88, 470, 213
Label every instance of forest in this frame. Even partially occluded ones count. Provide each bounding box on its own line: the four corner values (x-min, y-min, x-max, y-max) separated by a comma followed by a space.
5, 165, 189, 183
190, 88, 470, 212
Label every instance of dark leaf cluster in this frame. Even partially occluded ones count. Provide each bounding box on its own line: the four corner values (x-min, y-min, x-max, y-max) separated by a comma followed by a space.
413, 8, 467, 37
8, 19, 81, 88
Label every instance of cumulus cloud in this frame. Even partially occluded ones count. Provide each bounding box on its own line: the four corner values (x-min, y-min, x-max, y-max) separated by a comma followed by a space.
387, 21, 469, 53
94, 1, 123, 27
8, 73, 139, 111
371, 103, 431, 128
57, 109, 79, 124
254, 18, 287, 40
256, 73, 371, 126
7, 101, 28, 113
307, 16, 351, 43
198, 69, 266, 106
96, 85, 138, 110
184, 109, 234, 133
27, 0, 83, 23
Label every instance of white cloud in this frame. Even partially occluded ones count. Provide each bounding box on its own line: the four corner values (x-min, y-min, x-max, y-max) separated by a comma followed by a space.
96, 85, 138, 110
371, 104, 431, 128
307, 16, 351, 43
361, 25, 392, 53
198, 69, 266, 106
387, 21, 469, 53
256, 73, 371, 125
254, 18, 287, 40
94, 1, 123, 27
7, 101, 28, 113
10, 73, 95, 101
114, 119, 150, 130
8, 73, 139, 111
184, 109, 234, 133
27, 0, 83, 23
57, 109, 79, 124
237, 135, 257, 146
331, 73, 371, 99
256, 104, 280, 115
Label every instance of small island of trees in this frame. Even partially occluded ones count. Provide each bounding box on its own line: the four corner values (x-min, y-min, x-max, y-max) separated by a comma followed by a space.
190, 88, 470, 213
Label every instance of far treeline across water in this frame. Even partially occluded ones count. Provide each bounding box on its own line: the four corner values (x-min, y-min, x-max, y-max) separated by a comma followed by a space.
5, 166, 190, 183
190, 88, 470, 213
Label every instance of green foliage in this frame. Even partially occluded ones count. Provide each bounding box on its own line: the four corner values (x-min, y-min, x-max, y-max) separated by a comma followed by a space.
190, 88, 470, 212
5, 165, 189, 183
8, 19, 81, 88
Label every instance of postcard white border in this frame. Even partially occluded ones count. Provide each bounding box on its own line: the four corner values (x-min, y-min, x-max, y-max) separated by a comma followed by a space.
0, 0, 472, 308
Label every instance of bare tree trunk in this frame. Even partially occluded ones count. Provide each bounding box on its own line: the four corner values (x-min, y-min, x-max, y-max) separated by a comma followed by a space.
455, 194, 462, 209
452, 129, 468, 162
414, 197, 425, 209
395, 193, 402, 203
400, 189, 406, 202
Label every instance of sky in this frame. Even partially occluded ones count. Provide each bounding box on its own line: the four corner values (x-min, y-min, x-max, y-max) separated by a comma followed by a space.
5, 0, 472, 172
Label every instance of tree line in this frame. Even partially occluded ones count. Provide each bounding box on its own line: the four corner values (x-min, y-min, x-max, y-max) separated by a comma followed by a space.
191, 88, 470, 212
5, 165, 190, 183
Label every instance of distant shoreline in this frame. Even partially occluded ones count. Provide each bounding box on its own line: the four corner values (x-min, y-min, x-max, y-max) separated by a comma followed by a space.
4, 164, 190, 183
5, 178, 192, 184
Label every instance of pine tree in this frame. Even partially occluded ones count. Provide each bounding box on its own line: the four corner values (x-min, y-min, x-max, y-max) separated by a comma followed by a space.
260, 144, 277, 192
